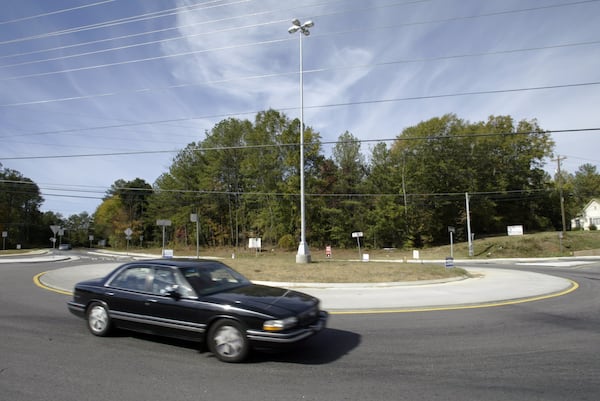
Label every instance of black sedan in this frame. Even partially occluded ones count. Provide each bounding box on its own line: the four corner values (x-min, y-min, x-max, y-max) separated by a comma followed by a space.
67, 259, 328, 362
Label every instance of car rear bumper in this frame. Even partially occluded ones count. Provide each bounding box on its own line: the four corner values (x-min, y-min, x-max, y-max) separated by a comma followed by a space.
246, 311, 328, 344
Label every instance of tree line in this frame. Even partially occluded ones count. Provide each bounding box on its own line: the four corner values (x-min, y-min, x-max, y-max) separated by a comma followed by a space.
2, 111, 600, 250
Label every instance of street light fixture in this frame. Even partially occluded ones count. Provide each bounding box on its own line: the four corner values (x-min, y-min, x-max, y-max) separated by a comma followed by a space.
288, 18, 313, 264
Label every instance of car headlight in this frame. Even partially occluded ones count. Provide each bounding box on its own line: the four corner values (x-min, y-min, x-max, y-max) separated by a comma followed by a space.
263, 316, 298, 332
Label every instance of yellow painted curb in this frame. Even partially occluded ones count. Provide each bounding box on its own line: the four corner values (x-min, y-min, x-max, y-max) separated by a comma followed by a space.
33, 272, 72, 296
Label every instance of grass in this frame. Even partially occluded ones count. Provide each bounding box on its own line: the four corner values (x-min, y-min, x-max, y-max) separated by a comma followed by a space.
226, 253, 464, 283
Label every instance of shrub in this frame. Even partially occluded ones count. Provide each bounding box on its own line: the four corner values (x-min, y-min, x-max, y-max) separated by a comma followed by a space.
278, 234, 296, 250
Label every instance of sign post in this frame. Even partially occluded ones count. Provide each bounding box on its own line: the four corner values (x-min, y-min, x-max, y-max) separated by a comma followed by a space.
50, 225, 60, 249
124, 228, 133, 254
2, 231, 7, 250
190, 213, 199, 259
351, 232, 363, 260
156, 220, 172, 256
448, 226, 455, 258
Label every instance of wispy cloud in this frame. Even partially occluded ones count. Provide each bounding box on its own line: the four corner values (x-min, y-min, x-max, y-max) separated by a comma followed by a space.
1, 0, 599, 215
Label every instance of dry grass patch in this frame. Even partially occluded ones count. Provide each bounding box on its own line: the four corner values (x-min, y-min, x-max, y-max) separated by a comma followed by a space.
224, 254, 467, 283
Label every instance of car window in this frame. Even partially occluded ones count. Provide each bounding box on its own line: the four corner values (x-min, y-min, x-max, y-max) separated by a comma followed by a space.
109, 266, 151, 292
151, 268, 177, 295
180, 263, 250, 295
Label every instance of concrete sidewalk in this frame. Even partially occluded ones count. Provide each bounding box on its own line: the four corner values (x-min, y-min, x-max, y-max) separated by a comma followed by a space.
37, 262, 576, 312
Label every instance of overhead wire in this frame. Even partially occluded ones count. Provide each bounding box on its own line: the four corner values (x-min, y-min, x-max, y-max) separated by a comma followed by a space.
2, 128, 599, 161
1, 0, 598, 209
1, 81, 598, 141
0, 0, 116, 25
0, 0, 250, 45
0, 0, 431, 60
1, 0, 597, 79
1, 39, 598, 107
0, 177, 557, 202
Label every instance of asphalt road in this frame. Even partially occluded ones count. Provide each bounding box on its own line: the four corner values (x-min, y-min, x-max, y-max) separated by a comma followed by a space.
1, 255, 599, 401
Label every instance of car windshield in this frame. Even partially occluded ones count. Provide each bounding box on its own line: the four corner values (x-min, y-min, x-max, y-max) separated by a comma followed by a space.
178, 262, 250, 296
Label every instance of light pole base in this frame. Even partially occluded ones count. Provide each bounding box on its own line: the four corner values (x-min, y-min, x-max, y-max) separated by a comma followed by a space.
296, 242, 311, 264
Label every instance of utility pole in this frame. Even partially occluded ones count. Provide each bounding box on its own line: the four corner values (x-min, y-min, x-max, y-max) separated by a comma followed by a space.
466, 192, 473, 257
554, 155, 567, 234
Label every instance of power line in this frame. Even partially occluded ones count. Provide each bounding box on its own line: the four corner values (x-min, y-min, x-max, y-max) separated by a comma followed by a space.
2, 81, 598, 141
0, 0, 430, 59
2, 127, 599, 161
2, 1, 596, 79
0, 177, 557, 200
0, 0, 115, 25
0, 36, 290, 82
0, 0, 248, 45
2, 39, 598, 107
0, 0, 326, 61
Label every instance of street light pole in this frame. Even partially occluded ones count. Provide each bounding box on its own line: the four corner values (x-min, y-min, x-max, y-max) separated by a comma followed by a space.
288, 18, 314, 264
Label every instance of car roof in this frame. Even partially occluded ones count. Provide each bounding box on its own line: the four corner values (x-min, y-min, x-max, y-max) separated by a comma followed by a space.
130, 258, 226, 269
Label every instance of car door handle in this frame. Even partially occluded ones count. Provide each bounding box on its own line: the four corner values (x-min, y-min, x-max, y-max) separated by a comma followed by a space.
145, 299, 158, 304
105, 292, 114, 296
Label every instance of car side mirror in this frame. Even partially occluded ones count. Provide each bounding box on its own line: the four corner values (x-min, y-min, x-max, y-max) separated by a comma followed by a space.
165, 286, 182, 300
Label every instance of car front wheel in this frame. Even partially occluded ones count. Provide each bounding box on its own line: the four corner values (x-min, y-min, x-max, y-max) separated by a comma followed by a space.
208, 320, 249, 363
87, 302, 112, 337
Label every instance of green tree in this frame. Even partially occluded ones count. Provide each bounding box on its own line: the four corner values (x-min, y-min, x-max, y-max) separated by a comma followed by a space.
0, 165, 44, 248
390, 114, 554, 245
323, 131, 369, 247
570, 163, 600, 206
64, 212, 93, 247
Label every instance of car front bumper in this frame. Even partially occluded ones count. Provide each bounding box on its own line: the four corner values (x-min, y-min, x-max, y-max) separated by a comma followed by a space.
246, 311, 328, 344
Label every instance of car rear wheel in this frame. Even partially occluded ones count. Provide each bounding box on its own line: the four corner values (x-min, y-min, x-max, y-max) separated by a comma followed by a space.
208, 320, 249, 363
87, 302, 112, 337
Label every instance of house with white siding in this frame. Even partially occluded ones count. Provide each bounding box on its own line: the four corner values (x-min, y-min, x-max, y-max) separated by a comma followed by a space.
571, 198, 600, 230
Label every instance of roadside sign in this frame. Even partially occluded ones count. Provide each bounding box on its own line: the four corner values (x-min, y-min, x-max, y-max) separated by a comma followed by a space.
248, 238, 261, 249
445, 257, 454, 268
352, 232, 363, 259
124, 228, 133, 236
157, 220, 172, 254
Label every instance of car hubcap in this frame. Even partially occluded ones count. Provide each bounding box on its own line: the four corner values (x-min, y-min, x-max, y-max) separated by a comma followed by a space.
89, 306, 108, 332
213, 325, 244, 357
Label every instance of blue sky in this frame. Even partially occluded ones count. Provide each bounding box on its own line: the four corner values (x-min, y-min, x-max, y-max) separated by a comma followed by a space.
1, 0, 599, 216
